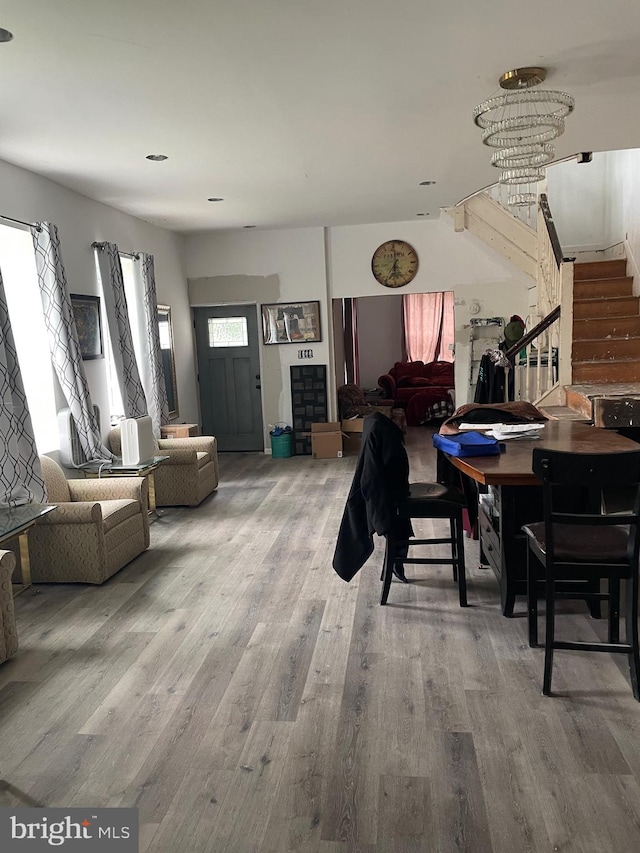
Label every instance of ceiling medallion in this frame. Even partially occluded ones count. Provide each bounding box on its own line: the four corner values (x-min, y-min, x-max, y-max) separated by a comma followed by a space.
473, 67, 575, 207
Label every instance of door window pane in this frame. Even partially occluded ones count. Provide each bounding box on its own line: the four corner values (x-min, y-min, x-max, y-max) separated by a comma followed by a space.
208, 317, 248, 348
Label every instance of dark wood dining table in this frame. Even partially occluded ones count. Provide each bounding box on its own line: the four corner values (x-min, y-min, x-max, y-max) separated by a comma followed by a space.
445, 420, 640, 616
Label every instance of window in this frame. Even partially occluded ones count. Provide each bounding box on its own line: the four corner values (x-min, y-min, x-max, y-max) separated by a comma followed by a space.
0, 223, 58, 452
208, 316, 248, 348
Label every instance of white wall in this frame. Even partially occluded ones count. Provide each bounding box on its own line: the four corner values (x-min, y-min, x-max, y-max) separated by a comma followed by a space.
356, 295, 403, 390
546, 151, 624, 253
187, 227, 329, 438
0, 157, 196, 436
185, 217, 531, 433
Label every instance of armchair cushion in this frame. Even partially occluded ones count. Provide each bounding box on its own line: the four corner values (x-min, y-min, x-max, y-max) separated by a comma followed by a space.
30, 455, 150, 584
108, 428, 219, 507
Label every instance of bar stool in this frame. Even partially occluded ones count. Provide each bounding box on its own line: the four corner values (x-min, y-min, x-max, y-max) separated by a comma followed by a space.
381, 482, 467, 606
523, 447, 640, 700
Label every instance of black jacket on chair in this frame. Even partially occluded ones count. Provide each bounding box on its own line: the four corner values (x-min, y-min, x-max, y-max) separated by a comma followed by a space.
333, 413, 412, 582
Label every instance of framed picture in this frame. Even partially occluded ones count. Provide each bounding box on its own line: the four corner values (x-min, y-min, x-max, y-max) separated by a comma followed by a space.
261, 300, 322, 345
71, 294, 103, 359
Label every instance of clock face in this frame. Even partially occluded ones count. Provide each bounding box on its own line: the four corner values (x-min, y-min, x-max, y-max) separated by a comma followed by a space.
371, 240, 419, 288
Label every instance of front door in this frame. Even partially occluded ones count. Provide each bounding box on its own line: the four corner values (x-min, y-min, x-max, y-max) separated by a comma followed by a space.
193, 305, 264, 451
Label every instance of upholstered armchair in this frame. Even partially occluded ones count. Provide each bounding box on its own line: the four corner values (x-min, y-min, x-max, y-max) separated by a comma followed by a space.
108, 427, 219, 507
28, 456, 150, 584
337, 384, 407, 433
0, 550, 18, 663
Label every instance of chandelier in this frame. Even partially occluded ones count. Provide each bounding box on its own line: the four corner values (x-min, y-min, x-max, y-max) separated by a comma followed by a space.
473, 67, 575, 207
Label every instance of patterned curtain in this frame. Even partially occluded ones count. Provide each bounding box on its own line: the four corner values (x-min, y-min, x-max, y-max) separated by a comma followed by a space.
133, 253, 169, 436
31, 223, 111, 463
94, 242, 147, 419
0, 267, 47, 506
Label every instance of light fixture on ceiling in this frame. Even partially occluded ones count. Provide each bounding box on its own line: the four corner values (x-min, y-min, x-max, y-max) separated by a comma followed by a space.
145, 154, 168, 161
243, 225, 256, 229
419, 180, 436, 186
0, 28, 13, 43
416, 212, 430, 216
207, 197, 224, 202
472, 67, 575, 207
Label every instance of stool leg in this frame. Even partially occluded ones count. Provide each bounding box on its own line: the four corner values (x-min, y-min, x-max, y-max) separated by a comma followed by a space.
608, 577, 620, 645
381, 535, 394, 606
526, 548, 539, 648
450, 517, 458, 583
543, 569, 556, 696
625, 573, 640, 701
454, 514, 467, 607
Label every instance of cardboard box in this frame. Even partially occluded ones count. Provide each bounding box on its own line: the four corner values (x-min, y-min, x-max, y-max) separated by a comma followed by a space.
341, 418, 365, 455
311, 422, 343, 459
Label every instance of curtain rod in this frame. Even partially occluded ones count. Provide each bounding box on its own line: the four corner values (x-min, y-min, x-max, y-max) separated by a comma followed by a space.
0, 213, 41, 231
91, 241, 140, 260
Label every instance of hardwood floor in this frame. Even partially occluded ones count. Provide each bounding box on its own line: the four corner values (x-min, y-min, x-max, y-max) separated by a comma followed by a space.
2, 428, 640, 851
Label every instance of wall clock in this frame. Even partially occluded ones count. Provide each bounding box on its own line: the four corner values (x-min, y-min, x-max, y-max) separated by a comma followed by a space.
371, 239, 419, 288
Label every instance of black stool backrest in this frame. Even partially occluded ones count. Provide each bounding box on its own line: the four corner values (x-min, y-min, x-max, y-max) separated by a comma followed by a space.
531, 447, 640, 566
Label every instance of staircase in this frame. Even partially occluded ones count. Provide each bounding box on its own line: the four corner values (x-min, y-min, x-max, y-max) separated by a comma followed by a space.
558, 257, 640, 426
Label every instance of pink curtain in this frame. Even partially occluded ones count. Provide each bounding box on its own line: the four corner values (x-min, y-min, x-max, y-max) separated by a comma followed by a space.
402, 292, 454, 363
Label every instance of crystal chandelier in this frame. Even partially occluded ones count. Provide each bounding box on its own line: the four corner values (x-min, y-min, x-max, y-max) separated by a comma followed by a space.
473, 67, 575, 207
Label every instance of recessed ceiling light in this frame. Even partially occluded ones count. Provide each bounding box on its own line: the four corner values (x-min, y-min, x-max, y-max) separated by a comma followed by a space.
243, 225, 256, 229
0, 29, 14, 43
416, 212, 430, 216
419, 180, 436, 186
207, 197, 224, 202
145, 154, 168, 161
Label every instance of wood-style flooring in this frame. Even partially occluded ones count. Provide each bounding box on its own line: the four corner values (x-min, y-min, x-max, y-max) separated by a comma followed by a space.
2, 428, 640, 852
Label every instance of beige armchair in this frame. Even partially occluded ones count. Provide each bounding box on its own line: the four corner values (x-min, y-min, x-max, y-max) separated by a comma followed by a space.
0, 550, 18, 663
29, 456, 150, 584
108, 427, 219, 507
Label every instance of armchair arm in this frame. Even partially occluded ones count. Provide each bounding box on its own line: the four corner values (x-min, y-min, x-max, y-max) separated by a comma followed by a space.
68, 477, 148, 503
38, 502, 102, 524
377, 373, 396, 398
0, 549, 16, 584
158, 436, 216, 453
155, 447, 198, 465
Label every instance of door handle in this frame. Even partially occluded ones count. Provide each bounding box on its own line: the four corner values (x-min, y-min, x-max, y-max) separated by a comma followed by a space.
255, 374, 260, 380
256, 384, 261, 390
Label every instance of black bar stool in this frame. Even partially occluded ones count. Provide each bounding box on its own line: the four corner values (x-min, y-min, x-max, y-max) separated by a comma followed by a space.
523, 448, 640, 700
381, 482, 467, 606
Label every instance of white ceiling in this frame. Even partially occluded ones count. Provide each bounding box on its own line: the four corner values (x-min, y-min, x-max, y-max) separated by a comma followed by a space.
2, 1, 640, 234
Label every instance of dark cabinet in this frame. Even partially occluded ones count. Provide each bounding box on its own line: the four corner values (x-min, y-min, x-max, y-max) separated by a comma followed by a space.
290, 365, 328, 455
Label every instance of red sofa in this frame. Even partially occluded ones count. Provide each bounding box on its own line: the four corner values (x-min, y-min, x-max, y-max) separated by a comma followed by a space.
377, 360, 455, 426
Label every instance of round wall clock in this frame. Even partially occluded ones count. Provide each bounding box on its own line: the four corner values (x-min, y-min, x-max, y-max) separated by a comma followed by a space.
371, 240, 419, 288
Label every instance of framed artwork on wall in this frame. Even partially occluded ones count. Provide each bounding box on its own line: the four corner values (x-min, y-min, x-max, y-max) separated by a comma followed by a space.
71, 294, 103, 359
261, 300, 322, 345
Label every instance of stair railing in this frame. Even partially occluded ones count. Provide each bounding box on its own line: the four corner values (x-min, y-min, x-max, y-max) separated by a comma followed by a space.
502, 194, 573, 405
504, 306, 561, 403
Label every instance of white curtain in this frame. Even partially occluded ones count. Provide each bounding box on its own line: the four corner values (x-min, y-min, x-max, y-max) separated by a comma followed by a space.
133, 253, 169, 437
0, 265, 46, 505
31, 223, 110, 463
94, 242, 147, 419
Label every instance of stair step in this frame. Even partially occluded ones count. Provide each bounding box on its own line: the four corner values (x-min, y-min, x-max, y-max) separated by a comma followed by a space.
573, 336, 640, 361
574, 315, 640, 339
540, 405, 591, 422
573, 295, 640, 320
565, 383, 640, 425
573, 259, 627, 280
572, 359, 640, 383
573, 277, 634, 299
